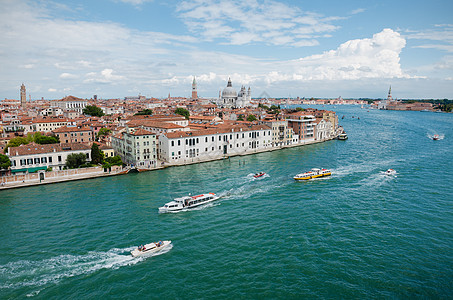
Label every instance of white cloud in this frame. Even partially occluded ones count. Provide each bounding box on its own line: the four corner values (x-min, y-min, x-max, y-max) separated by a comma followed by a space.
84, 69, 125, 83
405, 25, 453, 52
350, 8, 365, 15
48, 88, 57, 92
60, 72, 78, 79
177, 0, 341, 46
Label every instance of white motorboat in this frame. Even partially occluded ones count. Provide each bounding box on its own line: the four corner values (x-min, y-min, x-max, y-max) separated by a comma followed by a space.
158, 193, 220, 213
384, 169, 396, 176
131, 240, 171, 257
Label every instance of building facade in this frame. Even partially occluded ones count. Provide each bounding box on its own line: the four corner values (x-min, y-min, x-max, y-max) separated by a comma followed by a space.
216, 78, 251, 108
111, 127, 157, 168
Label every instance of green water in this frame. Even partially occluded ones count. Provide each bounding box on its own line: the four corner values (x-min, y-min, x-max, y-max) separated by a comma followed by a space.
1, 106, 452, 298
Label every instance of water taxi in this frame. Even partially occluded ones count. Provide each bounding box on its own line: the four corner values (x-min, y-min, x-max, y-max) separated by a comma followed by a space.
253, 172, 266, 178
432, 134, 440, 140
158, 193, 220, 213
131, 240, 171, 257
384, 169, 396, 176
294, 168, 331, 180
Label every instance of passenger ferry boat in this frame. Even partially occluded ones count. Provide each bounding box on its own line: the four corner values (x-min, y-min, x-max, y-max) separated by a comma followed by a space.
294, 168, 331, 181
158, 193, 220, 213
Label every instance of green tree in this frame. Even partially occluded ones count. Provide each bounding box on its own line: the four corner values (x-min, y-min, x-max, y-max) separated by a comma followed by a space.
83, 105, 105, 117
97, 128, 111, 138
91, 143, 104, 164
135, 109, 153, 116
65, 153, 87, 169
105, 155, 123, 166
4, 137, 29, 153
0, 154, 11, 169
237, 114, 244, 121
296, 107, 305, 111
175, 107, 190, 119
34, 133, 59, 144
247, 115, 257, 122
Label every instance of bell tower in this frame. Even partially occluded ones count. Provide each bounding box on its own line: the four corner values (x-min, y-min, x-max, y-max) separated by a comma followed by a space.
20, 83, 26, 106
191, 76, 198, 99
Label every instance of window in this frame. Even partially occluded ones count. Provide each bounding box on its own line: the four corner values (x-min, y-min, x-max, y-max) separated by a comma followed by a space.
49, 157, 52, 163
27, 158, 33, 165
58, 156, 62, 162
20, 159, 26, 166
205, 137, 208, 142
41, 157, 47, 163
178, 140, 181, 146
171, 141, 174, 147
212, 137, 214, 142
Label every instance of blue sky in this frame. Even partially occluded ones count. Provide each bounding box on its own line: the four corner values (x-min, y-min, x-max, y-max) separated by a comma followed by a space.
1, 0, 452, 100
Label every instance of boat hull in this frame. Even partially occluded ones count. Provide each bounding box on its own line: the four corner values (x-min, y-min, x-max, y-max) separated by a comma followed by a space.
131, 240, 171, 257
158, 195, 220, 213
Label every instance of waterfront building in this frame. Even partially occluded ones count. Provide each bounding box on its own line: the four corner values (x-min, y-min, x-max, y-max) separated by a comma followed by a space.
20, 83, 26, 107
216, 78, 251, 108
158, 124, 272, 164
263, 119, 298, 146
39, 107, 64, 117
314, 118, 333, 141
111, 127, 157, 168
52, 126, 93, 144
7, 142, 91, 174
282, 112, 316, 142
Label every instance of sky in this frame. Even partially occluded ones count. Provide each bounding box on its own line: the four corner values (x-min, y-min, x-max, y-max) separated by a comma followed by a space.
1, 0, 453, 100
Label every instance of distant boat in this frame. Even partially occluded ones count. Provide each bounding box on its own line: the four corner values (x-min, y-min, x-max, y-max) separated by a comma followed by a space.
337, 133, 348, 140
384, 169, 397, 176
253, 172, 266, 178
433, 134, 440, 140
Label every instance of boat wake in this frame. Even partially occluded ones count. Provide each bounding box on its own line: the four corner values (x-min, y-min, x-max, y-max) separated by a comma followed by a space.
0, 246, 166, 296
246, 173, 270, 181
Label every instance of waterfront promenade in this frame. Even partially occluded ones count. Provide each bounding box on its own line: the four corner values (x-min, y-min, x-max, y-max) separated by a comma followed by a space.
0, 137, 334, 190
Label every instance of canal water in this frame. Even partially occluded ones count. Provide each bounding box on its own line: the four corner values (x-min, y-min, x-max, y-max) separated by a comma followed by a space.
1, 106, 452, 298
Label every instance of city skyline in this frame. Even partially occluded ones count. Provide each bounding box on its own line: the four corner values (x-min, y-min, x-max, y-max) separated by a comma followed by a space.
1, 0, 453, 100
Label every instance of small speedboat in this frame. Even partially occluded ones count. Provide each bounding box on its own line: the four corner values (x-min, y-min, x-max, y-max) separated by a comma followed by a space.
337, 133, 348, 140
294, 168, 331, 180
253, 172, 266, 178
432, 134, 440, 140
158, 193, 220, 213
384, 169, 396, 176
131, 240, 171, 257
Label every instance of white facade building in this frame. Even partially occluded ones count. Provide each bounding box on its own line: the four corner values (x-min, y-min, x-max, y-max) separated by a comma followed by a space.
112, 127, 157, 168
158, 124, 272, 164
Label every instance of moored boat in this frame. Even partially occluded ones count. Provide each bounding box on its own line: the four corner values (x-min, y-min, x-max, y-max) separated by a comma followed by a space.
253, 172, 266, 178
294, 168, 331, 180
131, 240, 171, 257
158, 193, 220, 213
337, 133, 348, 140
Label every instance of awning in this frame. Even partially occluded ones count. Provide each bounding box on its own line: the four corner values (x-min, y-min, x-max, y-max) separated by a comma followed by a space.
11, 166, 47, 173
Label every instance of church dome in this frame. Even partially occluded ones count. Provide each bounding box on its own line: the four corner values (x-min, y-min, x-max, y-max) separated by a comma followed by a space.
222, 78, 237, 98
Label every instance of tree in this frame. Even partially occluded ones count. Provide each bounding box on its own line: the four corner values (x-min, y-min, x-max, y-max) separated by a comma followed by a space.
91, 143, 104, 164
34, 133, 59, 144
105, 155, 123, 166
135, 109, 153, 116
83, 105, 105, 117
296, 107, 305, 111
247, 115, 257, 122
65, 153, 87, 169
0, 154, 11, 169
175, 107, 190, 119
97, 128, 111, 138
237, 114, 244, 121
4, 137, 29, 153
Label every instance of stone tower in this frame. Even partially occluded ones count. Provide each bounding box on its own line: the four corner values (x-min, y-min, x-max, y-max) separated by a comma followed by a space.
20, 83, 26, 106
191, 76, 198, 99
